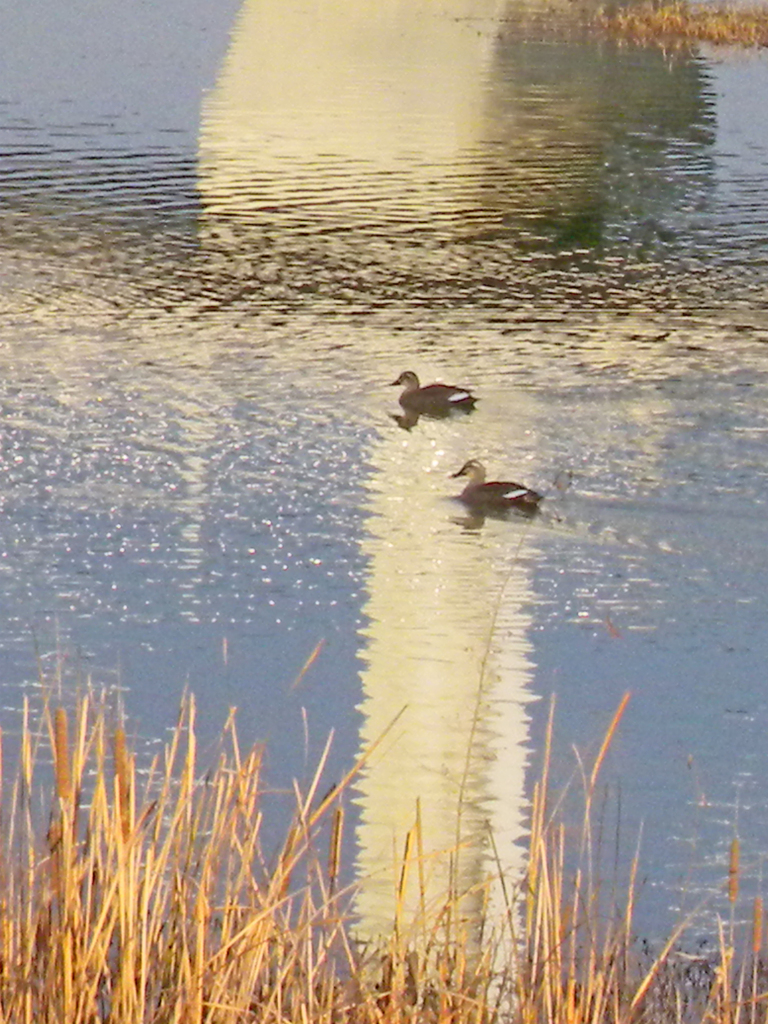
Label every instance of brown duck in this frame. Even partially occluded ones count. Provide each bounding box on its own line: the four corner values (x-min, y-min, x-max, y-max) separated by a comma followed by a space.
451, 459, 543, 513
391, 371, 477, 416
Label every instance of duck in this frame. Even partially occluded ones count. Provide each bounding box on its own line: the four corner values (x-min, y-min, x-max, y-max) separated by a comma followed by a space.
451, 459, 543, 513
390, 371, 477, 416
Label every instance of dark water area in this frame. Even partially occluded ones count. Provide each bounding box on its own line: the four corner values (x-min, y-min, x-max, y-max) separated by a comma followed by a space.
3, 0, 768, 944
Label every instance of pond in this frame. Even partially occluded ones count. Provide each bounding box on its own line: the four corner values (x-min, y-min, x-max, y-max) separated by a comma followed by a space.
3, 0, 768, 945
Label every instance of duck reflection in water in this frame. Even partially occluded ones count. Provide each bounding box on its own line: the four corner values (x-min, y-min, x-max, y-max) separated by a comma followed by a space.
450, 459, 544, 527
390, 370, 477, 429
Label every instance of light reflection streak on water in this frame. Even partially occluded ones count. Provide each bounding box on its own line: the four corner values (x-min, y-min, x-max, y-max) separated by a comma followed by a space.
354, 417, 535, 942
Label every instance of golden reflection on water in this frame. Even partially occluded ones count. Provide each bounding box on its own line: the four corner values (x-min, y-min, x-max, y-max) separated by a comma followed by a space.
354, 419, 535, 943
194, 0, 713, 325
199, 0, 503, 227
196, 0, 612, 241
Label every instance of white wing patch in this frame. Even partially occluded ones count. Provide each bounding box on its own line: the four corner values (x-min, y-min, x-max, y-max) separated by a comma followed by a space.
502, 487, 529, 500
448, 390, 470, 402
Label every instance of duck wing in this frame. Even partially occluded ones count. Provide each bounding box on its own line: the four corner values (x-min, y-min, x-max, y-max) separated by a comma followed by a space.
478, 482, 543, 506
409, 383, 476, 406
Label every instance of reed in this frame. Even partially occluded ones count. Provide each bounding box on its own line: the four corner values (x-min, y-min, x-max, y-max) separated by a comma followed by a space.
596, 1, 768, 49
0, 690, 356, 1023
0, 687, 764, 1023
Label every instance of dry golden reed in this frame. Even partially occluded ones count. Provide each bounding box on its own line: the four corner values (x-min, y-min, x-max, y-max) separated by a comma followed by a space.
752, 896, 763, 955
0, 687, 764, 1024
328, 805, 344, 894
53, 705, 71, 802
596, 1, 768, 48
729, 837, 741, 905
113, 724, 133, 841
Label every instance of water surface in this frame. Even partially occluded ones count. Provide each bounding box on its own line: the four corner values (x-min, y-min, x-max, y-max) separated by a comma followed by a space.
3, 0, 768, 942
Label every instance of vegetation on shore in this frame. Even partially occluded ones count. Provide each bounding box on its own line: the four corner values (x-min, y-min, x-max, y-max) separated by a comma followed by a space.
0, 687, 762, 1022
596, 1, 768, 49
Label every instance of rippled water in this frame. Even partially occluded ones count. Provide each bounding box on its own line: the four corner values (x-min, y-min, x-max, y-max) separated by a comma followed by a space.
4, 0, 768, 942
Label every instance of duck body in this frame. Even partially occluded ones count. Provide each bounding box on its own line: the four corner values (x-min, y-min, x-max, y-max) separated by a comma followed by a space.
391, 371, 477, 416
451, 459, 543, 513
